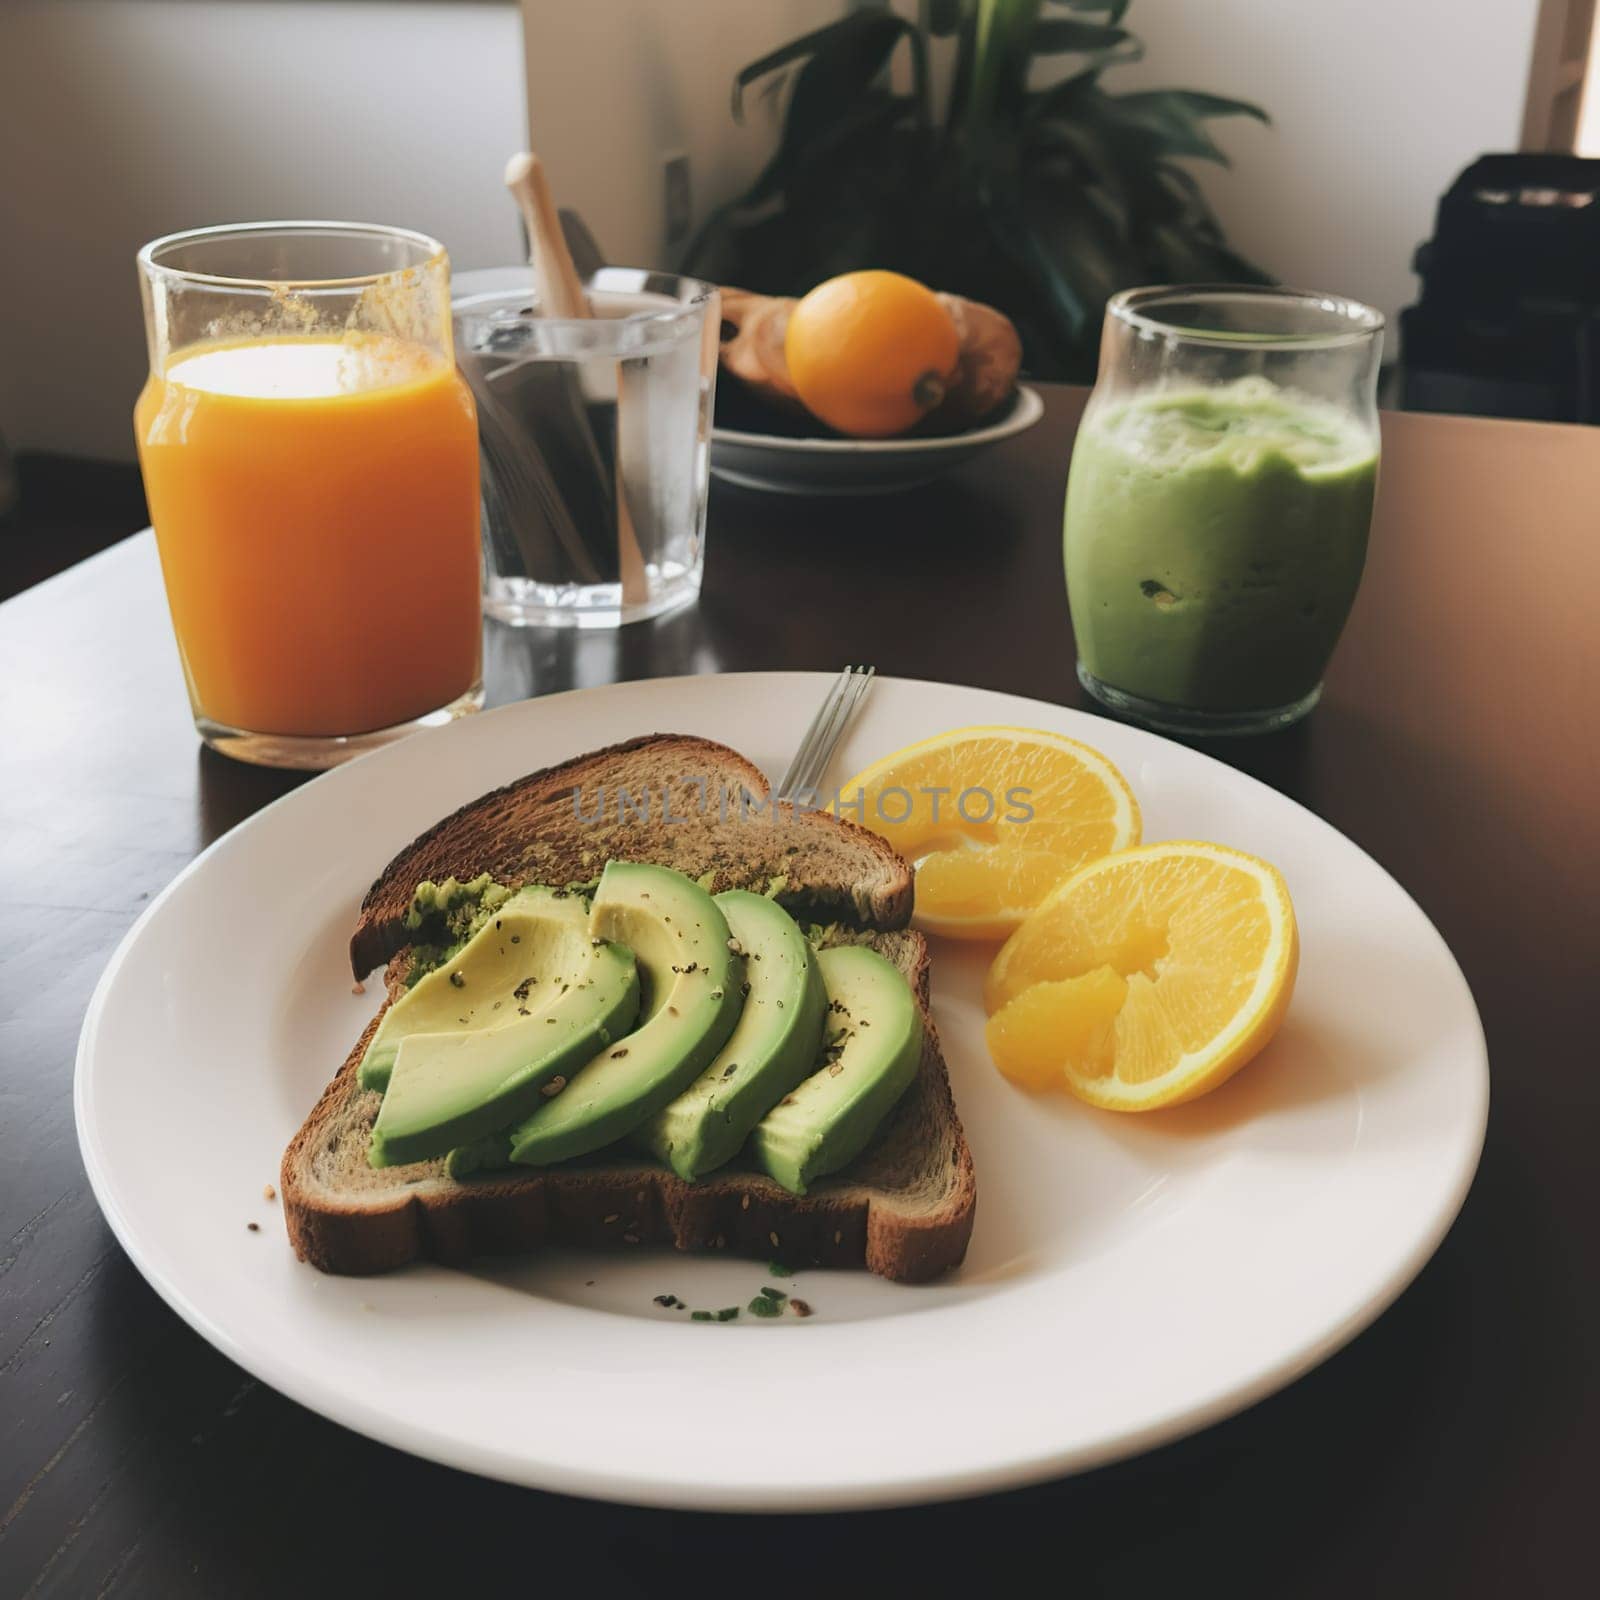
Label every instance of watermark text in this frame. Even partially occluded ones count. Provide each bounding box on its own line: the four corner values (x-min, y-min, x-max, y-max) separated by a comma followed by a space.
571, 779, 1035, 827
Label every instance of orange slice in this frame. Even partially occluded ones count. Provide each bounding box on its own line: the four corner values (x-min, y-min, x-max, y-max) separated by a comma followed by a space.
985, 842, 1298, 1109
837, 725, 1140, 939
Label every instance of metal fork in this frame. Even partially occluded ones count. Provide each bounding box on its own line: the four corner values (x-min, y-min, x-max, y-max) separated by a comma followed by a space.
776, 665, 876, 805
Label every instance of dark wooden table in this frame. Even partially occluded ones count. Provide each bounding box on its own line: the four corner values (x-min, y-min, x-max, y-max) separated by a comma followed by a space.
3, 387, 1595, 1597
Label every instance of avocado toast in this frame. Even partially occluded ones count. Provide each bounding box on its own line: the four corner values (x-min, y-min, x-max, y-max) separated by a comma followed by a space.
282, 736, 976, 1284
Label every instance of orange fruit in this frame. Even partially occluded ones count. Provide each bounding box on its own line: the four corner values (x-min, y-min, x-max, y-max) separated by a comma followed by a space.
836, 726, 1141, 940
985, 842, 1299, 1110
784, 270, 960, 437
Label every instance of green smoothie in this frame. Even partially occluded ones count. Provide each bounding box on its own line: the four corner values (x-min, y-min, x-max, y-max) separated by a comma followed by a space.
1064, 378, 1378, 714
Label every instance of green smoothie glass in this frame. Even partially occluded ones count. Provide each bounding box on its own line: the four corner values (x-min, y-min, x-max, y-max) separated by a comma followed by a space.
1065, 286, 1383, 736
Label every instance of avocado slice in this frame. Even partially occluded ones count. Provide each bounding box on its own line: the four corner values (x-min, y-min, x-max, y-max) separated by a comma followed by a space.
750, 944, 924, 1196
635, 891, 828, 1180
365, 892, 639, 1168
359, 887, 590, 1093
506, 861, 745, 1167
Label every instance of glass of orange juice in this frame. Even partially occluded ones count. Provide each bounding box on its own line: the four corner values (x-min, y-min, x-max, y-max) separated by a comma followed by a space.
134, 222, 484, 768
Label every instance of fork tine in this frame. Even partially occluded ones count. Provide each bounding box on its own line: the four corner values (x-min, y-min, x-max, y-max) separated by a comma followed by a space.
802, 665, 866, 797
794, 667, 858, 800
777, 667, 852, 801
827, 665, 875, 792
790, 669, 855, 801
780, 664, 875, 805
778, 668, 848, 803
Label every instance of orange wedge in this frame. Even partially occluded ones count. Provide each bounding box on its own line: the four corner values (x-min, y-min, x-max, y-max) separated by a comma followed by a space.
837, 725, 1140, 939
985, 842, 1298, 1110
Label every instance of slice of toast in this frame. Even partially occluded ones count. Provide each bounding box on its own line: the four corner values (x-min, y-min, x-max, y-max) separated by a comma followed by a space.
348, 734, 913, 979
283, 927, 976, 1283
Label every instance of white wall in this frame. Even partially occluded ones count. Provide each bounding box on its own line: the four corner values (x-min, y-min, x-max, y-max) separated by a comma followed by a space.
1113, 0, 1542, 342
520, 0, 838, 272
0, 1, 528, 460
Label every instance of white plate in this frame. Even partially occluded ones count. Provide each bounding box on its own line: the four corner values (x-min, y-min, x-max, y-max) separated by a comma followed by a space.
76, 673, 1486, 1510
711, 386, 1045, 495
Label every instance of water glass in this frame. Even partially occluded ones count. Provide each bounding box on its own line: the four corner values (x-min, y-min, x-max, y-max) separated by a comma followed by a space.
453, 267, 718, 628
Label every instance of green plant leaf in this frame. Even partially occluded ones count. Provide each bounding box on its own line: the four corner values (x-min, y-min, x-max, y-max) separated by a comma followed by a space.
1023, 167, 1128, 309
1144, 89, 1270, 126
1079, 178, 1132, 246
1152, 160, 1230, 236
739, 93, 909, 209
1154, 159, 1209, 204
926, 0, 970, 37
1098, 91, 1233, 164
784, 15, 926, 136
1199, 240, 1274, 285
962, 0, 1048, 135
700, 0, 1273, 381
1026, 122, 1134, 242
1030, 18, 1129, 53
731, 12, 928, 210
730, 15, 865, 122
1024, 38, 1145, 121
1047, 0, 1131, 21
945, 2, 980, 128
731, 12, 927, 126
985, 193, 1089, 346
1148, 222, 1237, 284
1027, 117, 1113, 179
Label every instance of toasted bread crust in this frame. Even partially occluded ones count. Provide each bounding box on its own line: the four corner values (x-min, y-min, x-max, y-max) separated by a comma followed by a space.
283, 933, 976, 1284
349, 735, 913, 978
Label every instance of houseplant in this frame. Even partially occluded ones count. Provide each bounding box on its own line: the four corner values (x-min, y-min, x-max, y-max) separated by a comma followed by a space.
684, 0, 1270, 381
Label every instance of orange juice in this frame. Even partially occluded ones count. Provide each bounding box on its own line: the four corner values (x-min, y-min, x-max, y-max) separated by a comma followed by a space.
134, 333, 481, 737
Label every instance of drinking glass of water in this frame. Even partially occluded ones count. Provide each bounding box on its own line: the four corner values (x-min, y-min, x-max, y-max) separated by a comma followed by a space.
453, 266, 718, 628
